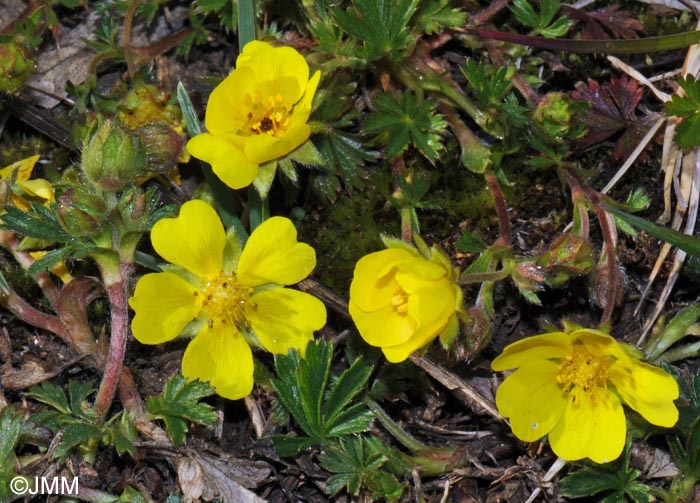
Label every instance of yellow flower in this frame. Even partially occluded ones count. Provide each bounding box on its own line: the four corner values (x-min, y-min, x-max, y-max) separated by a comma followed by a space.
0, 155, 54, 210
492, 328, 679, 463
187, 41, 321, 189
348, 243, 462, 363
128, 199, 326, 400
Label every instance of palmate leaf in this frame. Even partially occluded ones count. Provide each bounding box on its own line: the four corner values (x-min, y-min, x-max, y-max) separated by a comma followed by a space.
272, 341, 374, 457
666, 76, 700, 148
332, 0, 419, 61
364, 92, 446, 163
1, 204, 71, 242
147, 375, 218, 445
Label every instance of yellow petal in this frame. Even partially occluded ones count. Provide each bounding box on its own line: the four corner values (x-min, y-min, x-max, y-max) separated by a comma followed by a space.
491, 332, 572, 371
610, 360, 679, 427
129, 272, 202, 344
246, 288, 325, 354
244, 123, 311, 164
548, 387, 626, 463
495, 361, 566, 442
19, 178, 54, 201
204, 66, 257, 135
236, 41, 308, 105
187, 133, 259, 190
181, 324, 254, 400
237, 216, 315, 286
349, 248, 416, 312
151, 199, 225, 280
300, 70, 321, 112
0, 155, 39, 183
349, 302, 415, 349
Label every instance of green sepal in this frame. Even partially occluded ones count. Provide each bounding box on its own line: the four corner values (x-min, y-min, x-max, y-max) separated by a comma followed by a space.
253, 160, 277, 200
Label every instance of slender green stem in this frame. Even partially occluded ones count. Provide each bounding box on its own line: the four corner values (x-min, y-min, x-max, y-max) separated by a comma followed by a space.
363, 396, 427, 453
247, 186, 269, 230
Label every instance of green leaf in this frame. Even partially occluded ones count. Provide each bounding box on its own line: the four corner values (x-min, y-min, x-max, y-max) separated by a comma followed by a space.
53, 422, 102, 461
602, 205, 700, 257
1, 204, 71, 242
456, 231, 487, 253
332, 0, 419, 61
0, 270, 8, 295
177, 81, 202, 136
271, 341, 374, 456
364, 92, 446, 163
320, 436, 405, 501
69, 380, 97, 420
27, 381, 71, 415
147, 375, 218, 445
412, 0, 467, 34
666, 76, 700, 148
511, 0, 572, 37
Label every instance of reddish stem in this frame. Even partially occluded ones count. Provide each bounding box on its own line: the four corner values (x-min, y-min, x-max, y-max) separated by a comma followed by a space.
484, 171, 511, 246
93, 263, 131, 420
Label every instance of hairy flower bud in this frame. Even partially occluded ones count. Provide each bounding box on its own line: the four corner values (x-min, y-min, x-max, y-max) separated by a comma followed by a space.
56, 188, 106, 237
134, 122, 187, 173
537, 234, 595, 287
82, 120, 143, 192
0, 40, 34, 93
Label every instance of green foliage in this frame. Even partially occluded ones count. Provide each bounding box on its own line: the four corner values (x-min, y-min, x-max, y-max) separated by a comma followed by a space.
146, 374, 218, 445
0, 407, 30, 498
311, 72, 379, 201
603, 206, 700, 257
560, 443, 654, 502
413, 0, 467, 34
320, 436, 406, 502
1, 203, 72, 242
332, 0, 420, 61
194, 0, 238, 32
666, 75, 700, 148
511, 0, 573, 38
364, 92, 447, 163
456, 230, 487, 253
391, 171, 439, 234
272, 340, 374, 457
27, 380, 137, 462
461, 59, 528, 144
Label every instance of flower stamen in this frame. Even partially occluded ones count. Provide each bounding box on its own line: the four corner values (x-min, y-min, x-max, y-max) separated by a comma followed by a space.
200, 272, 253, 330
557, 345, 611, 403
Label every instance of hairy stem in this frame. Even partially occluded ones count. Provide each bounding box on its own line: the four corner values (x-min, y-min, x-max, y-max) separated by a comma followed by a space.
484, 171, 511, 246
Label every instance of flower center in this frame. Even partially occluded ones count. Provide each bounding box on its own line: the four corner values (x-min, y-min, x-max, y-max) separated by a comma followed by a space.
245, 92, 292, 138
556, 346, 611, 403
391, 285, 409, 315
198, 272, 254, 330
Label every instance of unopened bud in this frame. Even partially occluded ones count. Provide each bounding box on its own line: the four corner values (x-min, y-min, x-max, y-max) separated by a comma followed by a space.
134, 122, 187, 173
56, 188, 106, 237
537, 234, 595, 287
82, 120, 144, 192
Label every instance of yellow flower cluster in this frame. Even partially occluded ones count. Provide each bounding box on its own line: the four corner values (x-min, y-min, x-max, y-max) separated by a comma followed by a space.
129, 200, 326, 399
187, 41, 320, 189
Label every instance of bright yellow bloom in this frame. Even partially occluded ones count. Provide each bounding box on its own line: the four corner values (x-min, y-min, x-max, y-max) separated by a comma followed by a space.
0, 155, 54, 210
129, 199, 326, 400
349, 244, 462, 363
187, 41, 321, 189
492, 328, 679, 463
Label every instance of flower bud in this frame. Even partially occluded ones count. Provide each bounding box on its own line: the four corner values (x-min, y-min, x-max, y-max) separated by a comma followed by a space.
532, 92, 586, 142
134, 122, 187, 173
0, 40, 34, 93
82, 120, 144, 192
56, 188, 106, 237
512, 261, 546, 297
537, 234, 595, 287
